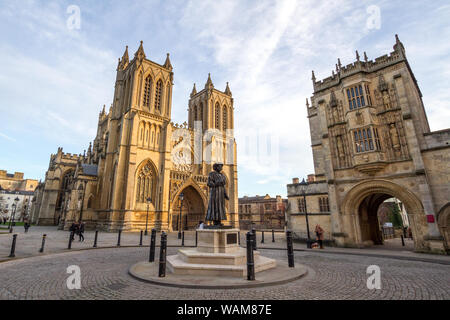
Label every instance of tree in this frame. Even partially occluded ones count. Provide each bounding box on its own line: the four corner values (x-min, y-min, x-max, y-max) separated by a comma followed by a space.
389, 203, 403, 229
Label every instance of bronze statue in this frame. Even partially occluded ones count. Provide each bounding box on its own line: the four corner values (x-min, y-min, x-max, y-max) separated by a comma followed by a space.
205, 163, 229, 226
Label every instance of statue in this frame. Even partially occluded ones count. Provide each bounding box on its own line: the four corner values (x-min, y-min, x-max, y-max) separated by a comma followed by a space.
205, 163, 229, 226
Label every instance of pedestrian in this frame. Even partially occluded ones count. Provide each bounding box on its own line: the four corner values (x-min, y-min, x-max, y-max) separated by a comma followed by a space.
198, 221, 204, 230
24, 218, 30, 233
78, 220, 85, 242
69, 221, 77, 240
315, 224, 325, 249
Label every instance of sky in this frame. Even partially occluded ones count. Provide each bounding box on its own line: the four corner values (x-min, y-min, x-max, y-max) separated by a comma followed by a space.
0, 0, 449, 198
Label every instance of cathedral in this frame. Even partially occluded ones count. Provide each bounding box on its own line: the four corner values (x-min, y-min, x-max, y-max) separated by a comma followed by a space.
287, 35, 450, 253
32, 41, 238, 231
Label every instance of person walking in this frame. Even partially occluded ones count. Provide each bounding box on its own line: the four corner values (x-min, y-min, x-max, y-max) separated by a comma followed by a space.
23, 217, 30, 233
69, 221, 77, 241
315, 224, 325, 249
78, 221, 85, 242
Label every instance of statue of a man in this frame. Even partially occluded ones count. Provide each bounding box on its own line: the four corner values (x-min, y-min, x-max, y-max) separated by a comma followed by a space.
205, 163, 229, 226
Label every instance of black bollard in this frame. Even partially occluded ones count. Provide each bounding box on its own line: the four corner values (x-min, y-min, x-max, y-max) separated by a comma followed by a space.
286, 230, 295, 268
195, 230, 198, 247
261, 231, 265, 243
149, 229, 156, 262
246, 232, 255, 280
68, 231, 74, 249
182, 231, 185, 246
93, 230, 98, 248
158, 232, 167, 277
9, 234, 17, 258
251, 228, 257, 250
117, 229, 122, 247
238, 231, 241, 245
39, 234, 47, 253
401, 234, 405, 246
139, 230, 143, 246
272, 229, 275, 242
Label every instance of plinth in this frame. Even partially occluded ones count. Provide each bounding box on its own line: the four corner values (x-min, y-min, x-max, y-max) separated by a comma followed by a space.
167, 228, 276, 278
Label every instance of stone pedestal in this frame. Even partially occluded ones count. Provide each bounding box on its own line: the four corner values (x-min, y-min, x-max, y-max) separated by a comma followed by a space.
167, 228, 276, 278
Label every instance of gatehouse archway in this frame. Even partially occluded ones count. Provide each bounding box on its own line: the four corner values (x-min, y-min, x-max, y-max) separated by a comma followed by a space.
171, 185, 206, 231
341, 180, 428, 251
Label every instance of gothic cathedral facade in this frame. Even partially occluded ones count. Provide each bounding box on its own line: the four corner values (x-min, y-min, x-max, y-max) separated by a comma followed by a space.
33, 42, 239, 231
287, 36, 450, 253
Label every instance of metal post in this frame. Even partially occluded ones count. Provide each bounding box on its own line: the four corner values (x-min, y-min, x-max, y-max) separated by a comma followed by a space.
261, 231, 265, 243
182, 231, 185, 246
93, 230, 98, 248
158, 232, 167, 277
139, 230, 143, 246
246, 232, 255, 280
251, 228, 257, 250
195, 230, 198, 247
9, 234, 17, 258
117, 229, 122, 247
149, 229, 156, 262
304, 193, 311, 249
145, 202, 149, 236
272, 229, 275, 242
68, 231, 74, 249
39, 234, 47, 253
238, 231, 241, 245
286, 230, 295, 267
401, 234, 405, 246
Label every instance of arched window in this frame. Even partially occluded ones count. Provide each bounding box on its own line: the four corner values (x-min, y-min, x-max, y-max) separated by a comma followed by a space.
223, 105, 228, 130
136, 162, 155, 203
215, 103, 220, 130
199, 102, 203, 124
194, 105, 198, 121
155, 80, 163, 111
143, 76, 152, 108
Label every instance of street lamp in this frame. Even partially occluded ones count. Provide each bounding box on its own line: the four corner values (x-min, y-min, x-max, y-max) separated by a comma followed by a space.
145, 197, 152, 235
9, 197, 20, 233
178, 192, 184, 239
299, 178, 312, 248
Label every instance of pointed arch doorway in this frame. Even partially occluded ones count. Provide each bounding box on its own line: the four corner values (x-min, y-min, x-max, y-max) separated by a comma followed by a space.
172, 185, 206, 231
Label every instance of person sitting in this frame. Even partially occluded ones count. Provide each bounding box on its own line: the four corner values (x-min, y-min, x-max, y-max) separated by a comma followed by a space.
198, 221, 205, 230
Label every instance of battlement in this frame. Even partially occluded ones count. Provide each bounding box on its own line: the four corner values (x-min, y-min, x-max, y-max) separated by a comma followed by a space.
313, 36, 406, 93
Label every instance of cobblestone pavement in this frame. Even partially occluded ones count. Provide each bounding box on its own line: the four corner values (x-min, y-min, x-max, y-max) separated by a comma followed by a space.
0, 246, 448, 300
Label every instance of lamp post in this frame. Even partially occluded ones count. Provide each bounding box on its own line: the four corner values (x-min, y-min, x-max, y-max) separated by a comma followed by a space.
299, 178, 312, 248
145, 197, 152, 235
9, 197, 19, 233
178, 192, 184, 239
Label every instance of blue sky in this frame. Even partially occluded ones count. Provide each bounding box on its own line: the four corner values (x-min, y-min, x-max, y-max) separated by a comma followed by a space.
0, 0, 449, 197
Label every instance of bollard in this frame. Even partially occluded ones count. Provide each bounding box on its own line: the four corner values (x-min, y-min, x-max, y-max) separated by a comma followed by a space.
158, 232, 167, 277
39, 234, 47, 253
68, 231, 74, 249
8, 234, 17, 258
401, 234, 405, 247
149, 229, 156, 262
286, 230, 295, 268
195, 231, 198, 247
139, 230, 143, 246
272, 229, 275, 242
117, 229, 122, 247
182, 231, 185, 246
238, 231, 241, 246
246, 232, 255, 280
93, 230, 98, 248
261, 231, 265, 243
251, 228, 257, 250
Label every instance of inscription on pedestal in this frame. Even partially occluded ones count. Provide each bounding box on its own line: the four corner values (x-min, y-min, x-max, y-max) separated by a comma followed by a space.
227, 233, 237, 244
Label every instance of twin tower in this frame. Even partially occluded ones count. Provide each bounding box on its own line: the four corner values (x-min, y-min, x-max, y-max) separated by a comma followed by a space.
34, 41, 238, 232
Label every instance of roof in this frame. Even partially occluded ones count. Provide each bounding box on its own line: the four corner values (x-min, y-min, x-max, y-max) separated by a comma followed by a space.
81, 164, 98, 177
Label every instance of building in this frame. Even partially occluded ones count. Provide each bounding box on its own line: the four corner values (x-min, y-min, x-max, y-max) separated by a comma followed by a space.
238, 194, 287, 230
33, 41, 238, 232
0, 170, 38, 192
0, 190, 34, 221
287, 35, 450, 253
377, 197, 409, 228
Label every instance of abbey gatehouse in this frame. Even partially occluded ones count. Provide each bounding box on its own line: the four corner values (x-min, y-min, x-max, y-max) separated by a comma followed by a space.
287, 35, 450, 253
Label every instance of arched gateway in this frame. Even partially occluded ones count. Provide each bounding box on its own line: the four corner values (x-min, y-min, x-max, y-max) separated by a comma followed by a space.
340, 180, 428, 250
171, 185, 206, 231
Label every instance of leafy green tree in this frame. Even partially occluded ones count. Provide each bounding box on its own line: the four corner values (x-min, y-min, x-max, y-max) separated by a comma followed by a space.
389, 203, 403, 229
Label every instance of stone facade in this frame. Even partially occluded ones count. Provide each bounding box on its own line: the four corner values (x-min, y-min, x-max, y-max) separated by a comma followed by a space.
238, 194, 287, 230
0, 170, 38, 192
33, 42, 238, 232
287, 35, 450, 253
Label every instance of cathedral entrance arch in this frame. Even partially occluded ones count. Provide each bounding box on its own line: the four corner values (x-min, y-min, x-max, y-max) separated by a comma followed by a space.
171, 185, 206, 231
341, 180, 428, 251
